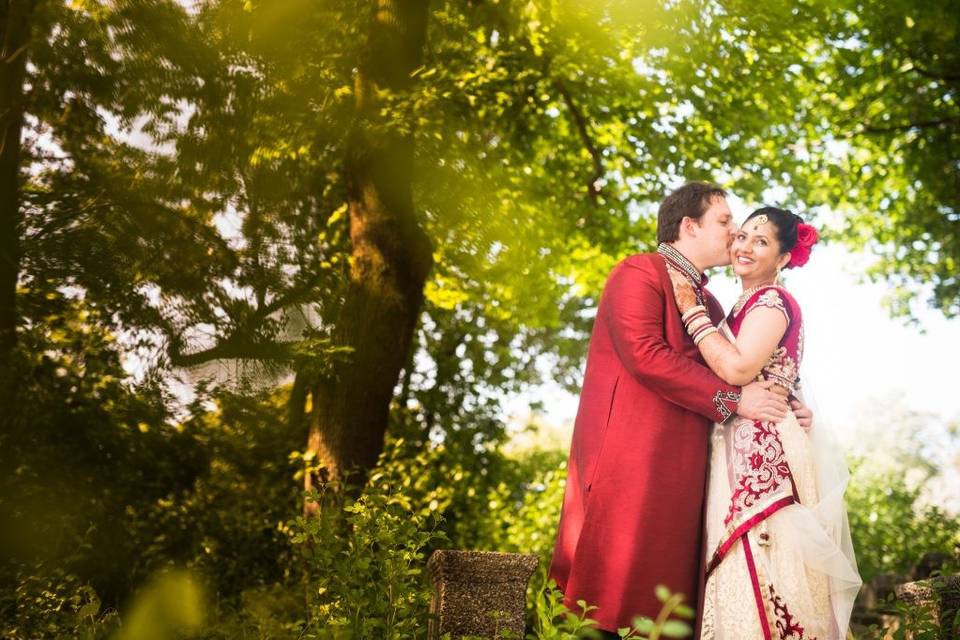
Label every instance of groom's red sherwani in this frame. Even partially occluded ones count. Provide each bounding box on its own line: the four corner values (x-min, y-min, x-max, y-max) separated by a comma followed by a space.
549, 250, 740, 632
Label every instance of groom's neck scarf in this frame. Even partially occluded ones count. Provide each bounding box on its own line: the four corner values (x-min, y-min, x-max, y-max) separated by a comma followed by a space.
657, 241, 711, 297
657, 243, 707, 287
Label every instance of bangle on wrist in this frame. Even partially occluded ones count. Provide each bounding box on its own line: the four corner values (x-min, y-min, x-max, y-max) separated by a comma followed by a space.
686, 316, 711, 334
684, 311, 708, 328
681, 305, 707, 323
691, 326, 712, 343
694, 326, 717, 345
691, 320, 716, 340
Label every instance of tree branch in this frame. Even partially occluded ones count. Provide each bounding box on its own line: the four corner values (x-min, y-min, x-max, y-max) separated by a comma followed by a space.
861, 115, 960, 135
908, 63, 960, 83
167, 333, 296, 367
552, 78, 604, 205
165, 270, 332, 368
245, 275, 328, 328
895, 42, 960, 84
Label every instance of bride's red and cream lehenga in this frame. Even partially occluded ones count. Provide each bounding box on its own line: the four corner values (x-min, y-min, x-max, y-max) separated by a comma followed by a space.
701, 286, 861, 640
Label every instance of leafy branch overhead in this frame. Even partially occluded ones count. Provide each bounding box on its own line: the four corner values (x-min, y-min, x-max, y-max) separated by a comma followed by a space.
14, 1, 956, 365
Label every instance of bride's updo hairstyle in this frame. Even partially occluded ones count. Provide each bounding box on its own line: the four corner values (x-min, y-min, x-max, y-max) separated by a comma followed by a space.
744, 206, 819, 269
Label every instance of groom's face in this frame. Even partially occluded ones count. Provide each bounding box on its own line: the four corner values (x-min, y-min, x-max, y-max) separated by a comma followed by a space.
694, 196, 736, 268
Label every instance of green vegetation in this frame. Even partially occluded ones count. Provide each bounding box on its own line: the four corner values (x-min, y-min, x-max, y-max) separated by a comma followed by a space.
1, 0, 958, 637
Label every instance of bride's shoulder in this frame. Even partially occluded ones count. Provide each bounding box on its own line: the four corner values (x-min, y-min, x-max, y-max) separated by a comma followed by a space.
744, 285, 801, 320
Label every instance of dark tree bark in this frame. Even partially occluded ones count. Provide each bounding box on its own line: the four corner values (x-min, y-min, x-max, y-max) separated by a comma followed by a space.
0, 0, 37, 363
304, 0, 433, 508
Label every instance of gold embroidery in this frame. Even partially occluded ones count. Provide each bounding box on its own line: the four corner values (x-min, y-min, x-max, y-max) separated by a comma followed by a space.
733, 284, 773, 315
796, 323, 805, 367
760, 347, 800, 393
744, 289, 790, 324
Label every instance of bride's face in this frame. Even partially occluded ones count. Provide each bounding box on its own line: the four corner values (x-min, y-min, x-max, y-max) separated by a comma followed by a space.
730, 219, 789, 282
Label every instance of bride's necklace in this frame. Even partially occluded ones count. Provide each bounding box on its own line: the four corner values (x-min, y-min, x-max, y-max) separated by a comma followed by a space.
733, 281, 778, 315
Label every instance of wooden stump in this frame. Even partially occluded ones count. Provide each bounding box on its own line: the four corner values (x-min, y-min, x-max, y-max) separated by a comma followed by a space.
427, 550, 538, 639
895, 573, 960, 640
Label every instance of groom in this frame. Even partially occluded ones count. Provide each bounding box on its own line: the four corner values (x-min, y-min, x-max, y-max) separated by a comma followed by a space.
549, 182, 807, 636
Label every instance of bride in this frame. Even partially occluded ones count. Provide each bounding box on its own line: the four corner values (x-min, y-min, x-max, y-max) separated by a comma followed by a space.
668, 207, 862, 639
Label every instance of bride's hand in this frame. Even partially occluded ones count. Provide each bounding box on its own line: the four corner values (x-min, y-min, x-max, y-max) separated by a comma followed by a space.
667, 267, 698, 313
791, 399, 813, 432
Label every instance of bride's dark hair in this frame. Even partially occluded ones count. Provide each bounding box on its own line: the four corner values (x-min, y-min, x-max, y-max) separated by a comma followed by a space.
745, 206, 803, 252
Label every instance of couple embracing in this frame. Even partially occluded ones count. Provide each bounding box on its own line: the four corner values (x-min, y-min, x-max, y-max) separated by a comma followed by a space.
549, 182, 862, 639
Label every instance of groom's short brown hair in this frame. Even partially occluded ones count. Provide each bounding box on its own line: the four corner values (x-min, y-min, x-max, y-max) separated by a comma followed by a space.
656, 182, 727, 243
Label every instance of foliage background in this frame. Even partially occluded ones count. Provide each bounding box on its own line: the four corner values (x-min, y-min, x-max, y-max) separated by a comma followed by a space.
0, 0, 957, 638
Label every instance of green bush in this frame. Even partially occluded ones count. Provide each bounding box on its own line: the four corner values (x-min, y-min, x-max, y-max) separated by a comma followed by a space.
6, 312, 956, 640
846, 458, 960, 583
1, 290, 204, 631
288, 454, 448, 638
0, 569, 119, 640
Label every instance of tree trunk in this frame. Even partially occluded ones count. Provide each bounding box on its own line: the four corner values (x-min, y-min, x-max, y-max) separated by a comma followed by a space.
304, 0, 433, 509
0, 0, 36, 363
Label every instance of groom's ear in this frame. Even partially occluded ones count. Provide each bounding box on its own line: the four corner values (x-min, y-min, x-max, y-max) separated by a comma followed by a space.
679, 216, 702, 238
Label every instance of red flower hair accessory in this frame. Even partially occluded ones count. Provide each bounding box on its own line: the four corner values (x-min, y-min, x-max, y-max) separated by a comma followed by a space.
787, 222, 819, 269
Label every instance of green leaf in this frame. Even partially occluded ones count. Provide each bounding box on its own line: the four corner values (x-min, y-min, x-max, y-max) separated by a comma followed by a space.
631, 616, 655, 634
661, 620, 692, 638
674, 603, 695, 619
655, 584, 671, 603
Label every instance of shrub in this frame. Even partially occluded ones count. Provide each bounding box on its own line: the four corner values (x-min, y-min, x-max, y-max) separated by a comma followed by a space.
846, 459, 960, 583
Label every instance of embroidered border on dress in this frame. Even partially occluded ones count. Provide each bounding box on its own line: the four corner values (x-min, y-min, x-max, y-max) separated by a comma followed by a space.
724, 418, 794, 527
707, 494, 795, 575
713, 390, 740, 421
769, 584, 814, 639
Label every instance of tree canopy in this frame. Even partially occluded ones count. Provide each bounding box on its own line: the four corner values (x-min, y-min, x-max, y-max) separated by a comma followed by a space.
0, 0, 955, 508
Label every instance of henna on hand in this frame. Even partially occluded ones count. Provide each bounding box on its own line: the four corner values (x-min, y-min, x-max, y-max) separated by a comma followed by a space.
667, 266, 698, 312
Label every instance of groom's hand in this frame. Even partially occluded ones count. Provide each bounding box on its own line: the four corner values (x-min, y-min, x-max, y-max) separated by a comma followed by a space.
737, 380, 789, 423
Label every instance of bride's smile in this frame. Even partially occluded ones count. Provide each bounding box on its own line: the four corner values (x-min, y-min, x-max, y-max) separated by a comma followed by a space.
730, 220, 792, 288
